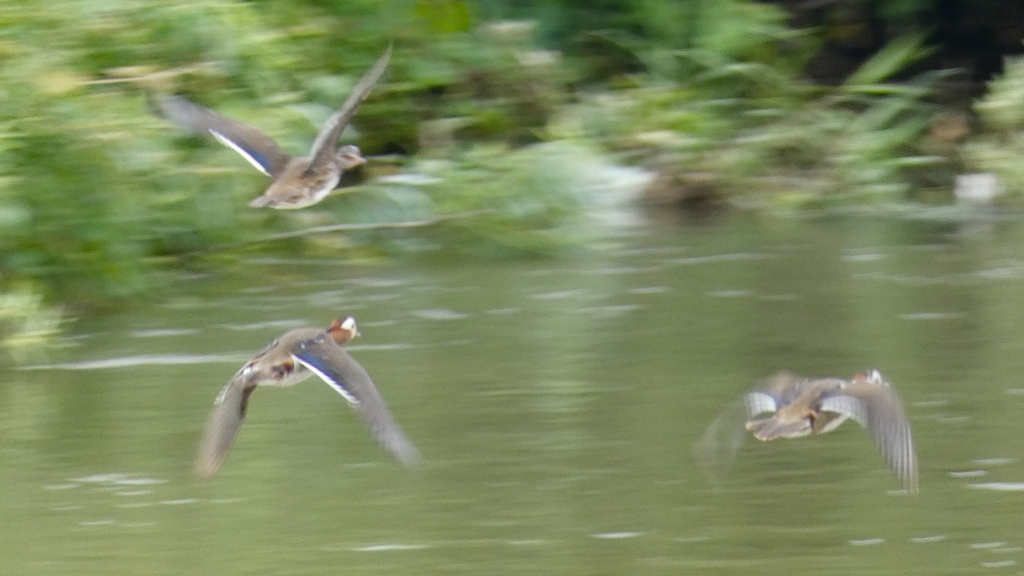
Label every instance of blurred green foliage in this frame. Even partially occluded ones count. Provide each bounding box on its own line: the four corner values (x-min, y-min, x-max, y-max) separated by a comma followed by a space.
0, 284, 62, 365
577, 11, 941, 211
0, 0, 962, 323
0, 0, 579, 310
964, 55, 1024, 197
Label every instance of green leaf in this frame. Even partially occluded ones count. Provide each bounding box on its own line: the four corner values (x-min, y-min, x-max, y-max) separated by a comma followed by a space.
844, 33, 932, 87
415, 0, 473, 34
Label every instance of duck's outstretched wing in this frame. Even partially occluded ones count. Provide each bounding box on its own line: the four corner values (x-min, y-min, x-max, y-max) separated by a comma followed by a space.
740, 372, 804, 439
694, 393, 751, 483
305, 44, 392, 170
291, 332, 420, 468
156, 94, 292, 177
696, 372, 810, 480
820, 381, 918, 492
194, 377, 256, 481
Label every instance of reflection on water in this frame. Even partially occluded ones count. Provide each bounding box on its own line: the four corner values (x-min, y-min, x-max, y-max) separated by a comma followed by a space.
4, 217, 1024, 574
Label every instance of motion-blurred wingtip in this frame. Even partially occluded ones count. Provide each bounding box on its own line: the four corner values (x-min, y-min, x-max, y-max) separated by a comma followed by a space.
192, 459, 220, 482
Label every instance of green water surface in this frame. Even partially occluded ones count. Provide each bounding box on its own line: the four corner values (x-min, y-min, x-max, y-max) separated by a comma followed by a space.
3, 216, 1024, 575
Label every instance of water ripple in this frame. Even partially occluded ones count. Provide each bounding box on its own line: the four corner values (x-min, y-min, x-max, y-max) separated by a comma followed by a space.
160, 498, 198, 505
665, 252, 766, 265
352, 543, 431, 552
412, 309, 471, 320
592, 531, 643, 539
218, 319, 307, 331
843, 252, 886, 262
629, 286, 668, 294
971, 542, 1009, 550
849, 538, 886, 546
80, 519, 116, 527
899, 312, 963, 320
708, 289, 750, 298
975, 458, 1017, 466
910, 535, 947, 543
950, 470, 987, 478
576, 304, 640, 317
530, 289, 586, 300
20, 353, 250, 371
132, 328, 202, 338
969, 482, 1024, 491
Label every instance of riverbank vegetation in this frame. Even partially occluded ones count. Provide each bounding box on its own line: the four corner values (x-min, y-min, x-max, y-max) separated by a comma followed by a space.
0, 0, 1020, 349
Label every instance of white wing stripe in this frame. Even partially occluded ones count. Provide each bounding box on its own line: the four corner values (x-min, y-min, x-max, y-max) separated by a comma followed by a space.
291, 353, 361, 405
744, 392, 778, 417
210, 130, 272, 176
819, 395, 869, 427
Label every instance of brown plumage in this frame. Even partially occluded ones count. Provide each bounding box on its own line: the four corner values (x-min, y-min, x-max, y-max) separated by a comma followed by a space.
156, 45, 391, 209
194, 316, 419, 480
697, 369, 918, 492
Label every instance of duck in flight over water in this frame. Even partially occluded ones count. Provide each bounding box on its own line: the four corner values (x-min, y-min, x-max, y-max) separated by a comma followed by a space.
157, 45, 391, 210
194, 316, 419, 480
696, 369, 918, 492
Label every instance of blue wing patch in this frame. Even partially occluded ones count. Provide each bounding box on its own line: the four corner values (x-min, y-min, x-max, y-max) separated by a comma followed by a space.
210, 130, 274, 176
291, 347, 360, 405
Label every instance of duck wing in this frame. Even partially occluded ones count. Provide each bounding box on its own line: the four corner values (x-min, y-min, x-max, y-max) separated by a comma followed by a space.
290, 332, 420, 468
819, 381, 918, 492
305, 44, 392, 171
194, 377, 257, 480
156, 94, 292, 177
